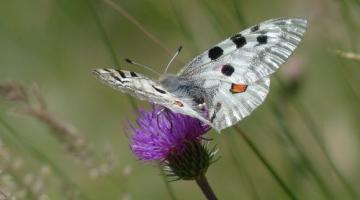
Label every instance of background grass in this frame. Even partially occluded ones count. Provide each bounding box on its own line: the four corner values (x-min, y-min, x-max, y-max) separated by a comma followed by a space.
0, 0, 359, 199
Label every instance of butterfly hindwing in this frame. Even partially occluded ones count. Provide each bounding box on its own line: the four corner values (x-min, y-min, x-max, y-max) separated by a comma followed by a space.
178, 18, 307, 84
203, 77, 270, 131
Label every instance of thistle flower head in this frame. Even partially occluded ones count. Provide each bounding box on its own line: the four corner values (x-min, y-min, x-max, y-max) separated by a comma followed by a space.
130, 106, 217, 180
131, 106, 210, 161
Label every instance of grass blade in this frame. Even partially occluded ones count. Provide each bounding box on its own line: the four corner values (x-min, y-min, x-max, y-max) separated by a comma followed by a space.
233, 125, 298, 200
270, 102, 335, 200
226, 134, 261, 200
275, 77, 359, 199
103, 0, 172, 55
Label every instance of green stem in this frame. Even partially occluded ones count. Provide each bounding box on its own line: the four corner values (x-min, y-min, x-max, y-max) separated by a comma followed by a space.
84, 0, 119, 65
226, 134, 261, 200
233, 125, 298, 200
291, 100, 358, 199
230, 0, 248, 27
195, 174, 218, 200
197, 0, 228, 35
336, 0, 359, 51
85, 0, 138, 111
276, 77, 359, 199
103, 0, 173, 55
168, 0, 199, 54
271, 102, 334, 200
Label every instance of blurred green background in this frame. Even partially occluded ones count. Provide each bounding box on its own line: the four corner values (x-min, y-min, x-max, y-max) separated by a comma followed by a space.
0, 0, 359, 199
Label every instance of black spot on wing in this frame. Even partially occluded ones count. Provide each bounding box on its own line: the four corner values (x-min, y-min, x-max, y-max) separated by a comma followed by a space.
115, 69, 126, 78
210, 102, 222, 123
221, 64, 234, 76
257, 35, 268, 44
230, 34, 246, 48
130, 71, 138, 77
152, 85, 166, 94
111, 74, 129, 83
210, 113, 217, 123
208, 46, 223, 60
113, 76, 123, 83
251, 25, 259, 32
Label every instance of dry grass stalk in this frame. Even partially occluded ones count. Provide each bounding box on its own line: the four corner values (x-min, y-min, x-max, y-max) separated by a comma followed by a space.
0, 82, 118, 178
0, 139, 50, 200
333, 49, 360, 62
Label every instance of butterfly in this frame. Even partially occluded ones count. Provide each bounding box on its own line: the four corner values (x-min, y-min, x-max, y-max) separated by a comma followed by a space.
93, 18, 307, 132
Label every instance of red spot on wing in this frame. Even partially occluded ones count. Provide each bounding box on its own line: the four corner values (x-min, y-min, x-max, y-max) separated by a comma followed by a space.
230, 83, 248, 93
174, 101, 184, 107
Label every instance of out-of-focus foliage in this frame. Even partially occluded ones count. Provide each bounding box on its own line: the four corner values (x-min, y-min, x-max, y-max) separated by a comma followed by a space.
0, 0, 359, 199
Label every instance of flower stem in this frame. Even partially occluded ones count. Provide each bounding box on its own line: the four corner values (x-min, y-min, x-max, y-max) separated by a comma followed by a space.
195, 175, 218, 200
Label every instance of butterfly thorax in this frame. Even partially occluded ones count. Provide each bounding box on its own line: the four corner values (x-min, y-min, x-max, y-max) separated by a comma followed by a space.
160, 75, 208, 106
159, 74, 181, 90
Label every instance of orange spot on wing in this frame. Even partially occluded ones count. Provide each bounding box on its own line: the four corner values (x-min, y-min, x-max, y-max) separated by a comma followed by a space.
230, 83, 248, 93
174, 101, 184, 107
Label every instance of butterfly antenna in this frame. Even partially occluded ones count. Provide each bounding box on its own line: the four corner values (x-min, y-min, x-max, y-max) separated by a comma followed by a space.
163, 46, 182, 74
125, 59, 161, 76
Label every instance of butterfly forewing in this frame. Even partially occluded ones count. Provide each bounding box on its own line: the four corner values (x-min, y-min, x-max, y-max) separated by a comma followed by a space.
93, 68, 212, 125
178, 18, 307, 84
93, 69, 169, 103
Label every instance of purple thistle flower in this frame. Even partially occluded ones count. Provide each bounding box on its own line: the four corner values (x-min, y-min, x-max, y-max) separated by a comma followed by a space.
129, 106, 219, 199
130, 106, 210, 162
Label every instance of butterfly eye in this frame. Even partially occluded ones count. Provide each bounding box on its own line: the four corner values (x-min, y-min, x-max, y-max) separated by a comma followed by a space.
194, 97, 205, 105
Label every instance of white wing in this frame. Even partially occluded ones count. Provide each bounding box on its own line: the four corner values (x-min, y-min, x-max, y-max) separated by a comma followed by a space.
93, 68, 211, 125
174, 18, 306, 131
203, 77, 270, 131
178, 18, 307, 84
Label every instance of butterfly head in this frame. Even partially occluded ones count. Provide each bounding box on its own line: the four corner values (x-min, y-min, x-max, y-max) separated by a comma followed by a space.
159, 74, 181, 90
